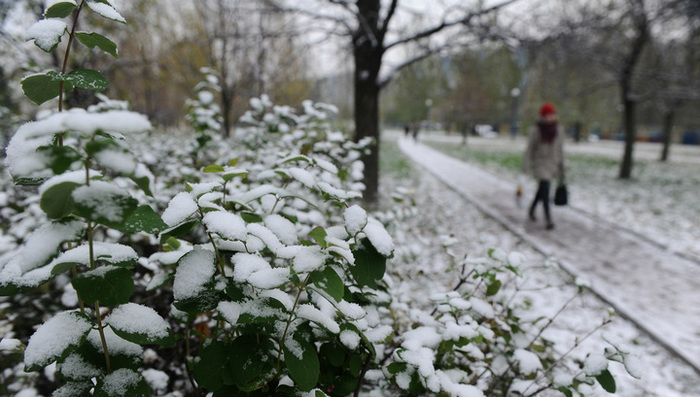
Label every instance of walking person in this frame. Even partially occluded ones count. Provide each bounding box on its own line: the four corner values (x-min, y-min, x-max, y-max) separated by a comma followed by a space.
522, 102, 565, 230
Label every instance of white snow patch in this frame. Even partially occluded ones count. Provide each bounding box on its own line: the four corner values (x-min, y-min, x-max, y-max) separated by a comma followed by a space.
162, 192, 198, 226
173, 247, 216, 300
24, 311, 92, 368
86, 1, 126, 23
203, 211, 247, 241
292, 246, 327, 273
25, 19, 67, 51
344, 205, 367, 236
106, 303, 170, 339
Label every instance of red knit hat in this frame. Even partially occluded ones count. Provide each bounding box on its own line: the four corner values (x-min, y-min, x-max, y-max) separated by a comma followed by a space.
539, 102, 556, 117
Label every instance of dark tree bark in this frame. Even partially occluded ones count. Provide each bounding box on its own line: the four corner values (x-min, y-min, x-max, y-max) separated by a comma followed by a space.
618, 0, 650, 179
660, 108, 674, 162
352, 0, 389, 204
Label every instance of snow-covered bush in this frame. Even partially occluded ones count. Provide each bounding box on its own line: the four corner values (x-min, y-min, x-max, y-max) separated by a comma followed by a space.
185, 67, 224, 167
1, 2, 172, 396
0, 1, 638, 396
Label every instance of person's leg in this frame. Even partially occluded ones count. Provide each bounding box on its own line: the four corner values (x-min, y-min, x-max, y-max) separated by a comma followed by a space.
529, 180, 546, 221
540, 180, 553, 228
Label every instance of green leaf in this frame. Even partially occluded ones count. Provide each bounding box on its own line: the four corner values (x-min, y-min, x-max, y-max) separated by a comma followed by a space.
41, 181, 80, 218
193, 340, 228, 392
72, 184, 138, 227
228, 158, 239, 167
388, 362, 407, 374
94, 369, 149, 397
36, 145, 82, 174
284, 338, 320, 391
21, 72, 63, 105
486, 279, 502, 296
121, 205, 168, 234
65, 69, 110, 92
129, 173, 154, 197
44, 1, 77, 18
350, 238, 386, 288
203, 164, 225, 173
159, 220, 198, 243
71, 266, 134, 306
596, 369, 616, 393
308, 226, 327, 248
319, 342, 345, 368
556, 387, 573, 397
227, 334, 273, 390
241, 212, 263, 223
75, 32, 118, 58
311, 267, 343, 302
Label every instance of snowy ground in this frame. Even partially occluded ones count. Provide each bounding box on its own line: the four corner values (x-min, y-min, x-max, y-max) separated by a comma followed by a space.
382, 131, 700, 396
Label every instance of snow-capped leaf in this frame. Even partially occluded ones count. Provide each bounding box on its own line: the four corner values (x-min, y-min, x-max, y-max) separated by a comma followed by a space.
71, 266, 134, 306
94, 368, 149, 397
75, 31, 118, 58
86, 1, 126, 23
24, 311, 92, 371
25, 18, 67, 52
106, 303, 173, 346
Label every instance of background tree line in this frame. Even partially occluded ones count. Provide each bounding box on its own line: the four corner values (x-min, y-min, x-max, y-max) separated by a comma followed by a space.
1, 0, 699, 200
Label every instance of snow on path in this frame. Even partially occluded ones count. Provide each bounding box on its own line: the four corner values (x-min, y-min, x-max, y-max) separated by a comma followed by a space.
398, 137, 700, 375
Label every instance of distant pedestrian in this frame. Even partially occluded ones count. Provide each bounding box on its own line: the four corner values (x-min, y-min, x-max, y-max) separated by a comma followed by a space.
521, 102, 565, 230
404, 123, 410, 137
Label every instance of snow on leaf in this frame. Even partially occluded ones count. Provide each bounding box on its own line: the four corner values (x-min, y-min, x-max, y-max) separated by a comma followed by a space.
339, 329, 360, 349
288, 167, 316, 188
25, 19, 67, 52
513, 349, 543, 375
344, 205, 367, 236
4, 220, 83, 274
162, 192, 198, 226
97, 368, 146, 396
583, 353, 608, 376
106, 303, 170, 341
217, 301, 243, 324
316, 181, 361, 201
203, 211, 247, 241
296, 303, 340, 334
264, 214, 298, 245
58, 352, 102, 380
363, 218, 394, 257
247, 267, 290, 289
24, 311, 92, 370
86, 1, 126, 23
293, 246, 327, 273
72, 181, 134, 223
87, 327, 141, 358
173, 246, 216, 301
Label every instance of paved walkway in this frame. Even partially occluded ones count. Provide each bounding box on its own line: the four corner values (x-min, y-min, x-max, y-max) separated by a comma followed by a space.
398, 137, 700, 375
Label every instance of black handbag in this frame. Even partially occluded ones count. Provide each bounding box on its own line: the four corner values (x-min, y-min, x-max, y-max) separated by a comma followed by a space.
554, 183, 568, 206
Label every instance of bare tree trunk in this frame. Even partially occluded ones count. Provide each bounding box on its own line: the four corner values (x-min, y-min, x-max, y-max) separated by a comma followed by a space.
618, 0, 649, 180
619, 90, 636, 179
353, 0, 386, 205
660, 109, 674, 162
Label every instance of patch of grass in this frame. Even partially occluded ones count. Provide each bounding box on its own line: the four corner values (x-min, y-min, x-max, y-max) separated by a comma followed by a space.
380, 137, 415, 181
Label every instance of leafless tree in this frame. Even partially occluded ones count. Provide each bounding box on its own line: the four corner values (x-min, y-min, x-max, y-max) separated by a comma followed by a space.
275, 0, 519, 204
